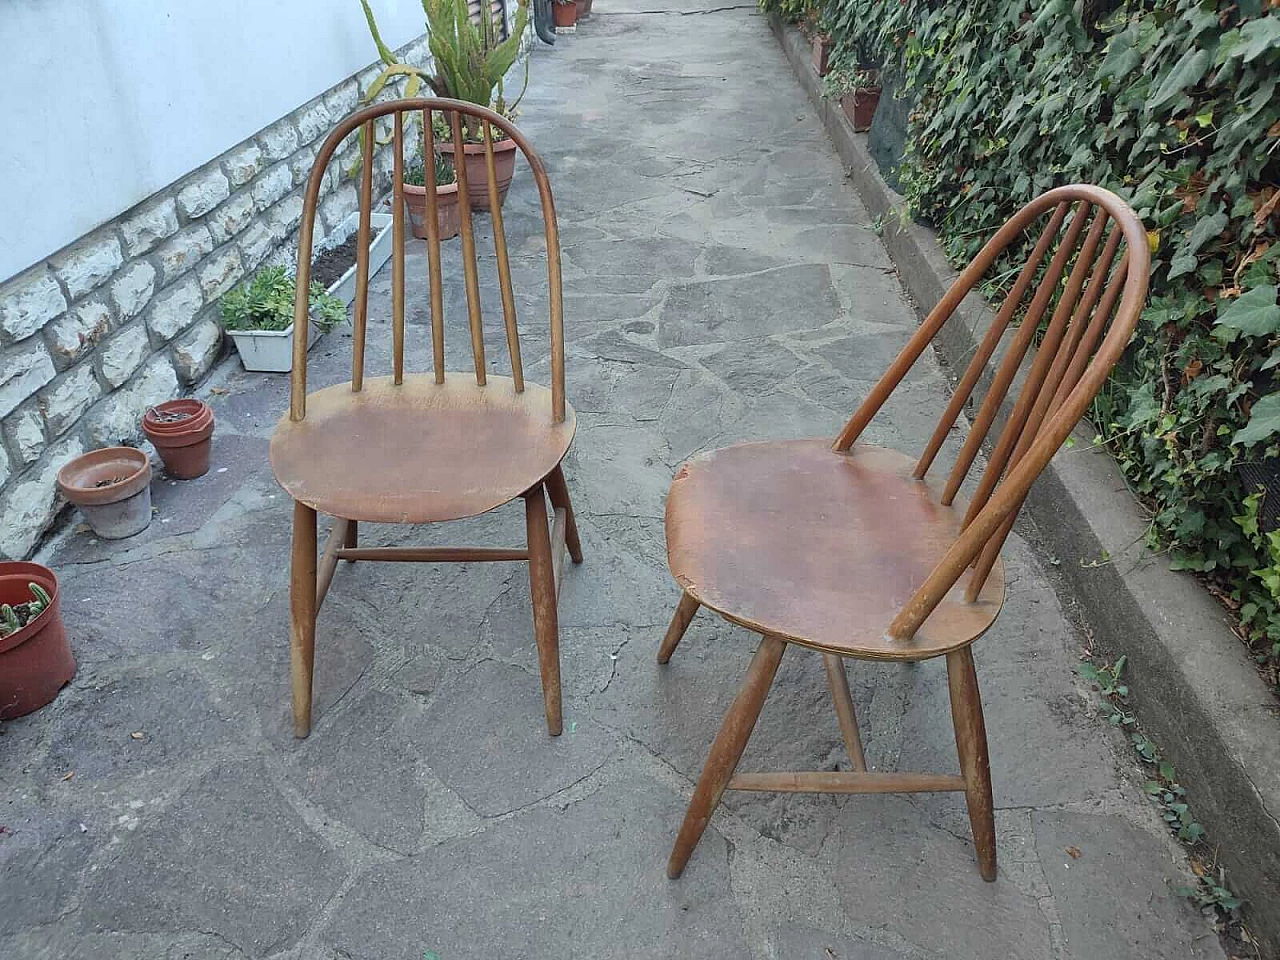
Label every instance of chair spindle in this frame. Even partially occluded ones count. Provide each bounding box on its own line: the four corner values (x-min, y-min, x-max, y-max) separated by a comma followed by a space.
484, 120, 524, 392
451, 110, 487, 384
352, 120, 375, 392
392, 112, 406, 385
423, 109, 446, 384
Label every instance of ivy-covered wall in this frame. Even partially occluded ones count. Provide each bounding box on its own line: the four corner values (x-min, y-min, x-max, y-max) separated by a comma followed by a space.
814, 0, 1280, 679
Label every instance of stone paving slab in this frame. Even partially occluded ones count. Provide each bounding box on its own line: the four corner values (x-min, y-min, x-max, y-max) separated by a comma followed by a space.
0, 4, 1224, 959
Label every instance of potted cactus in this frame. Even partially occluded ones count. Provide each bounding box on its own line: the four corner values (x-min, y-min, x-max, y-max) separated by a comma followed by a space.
404, 152, 461, 241
0, 562, 74, 719
361, 0, 529, 210
220, 266, 347, 373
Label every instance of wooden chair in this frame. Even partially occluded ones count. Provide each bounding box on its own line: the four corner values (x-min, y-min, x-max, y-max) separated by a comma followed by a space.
657, 185, 1150, 881
270, 99, 581, 739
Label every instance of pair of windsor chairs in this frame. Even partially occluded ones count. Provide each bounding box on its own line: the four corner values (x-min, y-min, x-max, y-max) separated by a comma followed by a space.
272, 99, 1150, 885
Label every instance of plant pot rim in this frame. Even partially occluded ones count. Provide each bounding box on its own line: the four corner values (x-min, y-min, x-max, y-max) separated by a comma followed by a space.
143, 400, 213, 435
146, 419, 215, 449
403, 181, 460, 197
225, 319, 317, 339
438, 137, 518, 154
57, 447, 152, 507
0, 561, 59, 657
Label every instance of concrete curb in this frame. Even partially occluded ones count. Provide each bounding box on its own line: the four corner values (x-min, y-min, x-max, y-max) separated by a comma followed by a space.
771, 14, 1280, 953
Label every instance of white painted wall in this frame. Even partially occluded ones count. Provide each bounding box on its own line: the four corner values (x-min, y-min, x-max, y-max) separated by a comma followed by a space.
0, 0, 427, 280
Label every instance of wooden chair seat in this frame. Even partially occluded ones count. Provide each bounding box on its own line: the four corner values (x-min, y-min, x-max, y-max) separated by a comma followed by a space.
270, 373, 576, 524
666, 439, 1003, 661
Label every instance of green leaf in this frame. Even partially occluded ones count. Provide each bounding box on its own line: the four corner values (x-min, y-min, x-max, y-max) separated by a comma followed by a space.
1237, 16, 1280, 63
1185, 211, 1228, 256
1145, 48, 1209, 111
1234, 391, 1280, 446
1216, 285, 1280, 339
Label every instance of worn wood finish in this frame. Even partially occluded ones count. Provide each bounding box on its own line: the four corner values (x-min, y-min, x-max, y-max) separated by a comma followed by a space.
423, 109, 446, 384
335, 546, 529, 562
271, 374, 576, 524
823, 654, 867, 771
657, 592, 700, 664
526, 486, 563, 736
452, 109, 487, 385
661, 186, 1150, 880
544, 463, 583, 563
392, 112, 406, 385
273, 99, 577, 738
949, 647, 996, 880
290, 502, 318, 738
316, 517, 350, 609
485, 120, 523, 392
352, 121, 374, 392
668, 634, 786, 878
666, 441, 1004, 661
728, 771, 964, 794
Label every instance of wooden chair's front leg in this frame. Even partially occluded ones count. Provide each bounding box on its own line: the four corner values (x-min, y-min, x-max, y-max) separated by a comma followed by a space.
525, 485, 563, 736
668, 633, 785, 878
290, 501, 318, 738
947, 645, 996, 881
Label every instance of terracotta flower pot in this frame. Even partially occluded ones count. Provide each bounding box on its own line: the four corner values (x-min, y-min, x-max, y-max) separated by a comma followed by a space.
56, 446, 153, 540
553, 1, 577, 28
404, 181, 461, 241
0, 561, 74, 720
812, 35, 833, 76
841, 86, 882, 132
142, 399, 214, 479
575, 0, 589, 19
438, 137, 518, 211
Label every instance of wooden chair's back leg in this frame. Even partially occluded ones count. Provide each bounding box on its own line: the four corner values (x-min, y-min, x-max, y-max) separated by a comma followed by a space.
658, 592, 700, 664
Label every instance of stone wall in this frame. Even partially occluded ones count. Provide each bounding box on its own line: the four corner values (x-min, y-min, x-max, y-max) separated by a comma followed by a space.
0, 36, 432, 560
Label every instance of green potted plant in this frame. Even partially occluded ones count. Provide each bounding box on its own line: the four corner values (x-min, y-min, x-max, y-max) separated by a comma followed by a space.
220, 266, 347, 372
554, 0, 578, 30
404, 152, 461, 241
825, 65, 881, 132
361, 0, 529, 209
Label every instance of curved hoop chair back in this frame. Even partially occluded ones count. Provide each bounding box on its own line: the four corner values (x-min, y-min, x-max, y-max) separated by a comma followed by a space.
835, 185, 1150, 640
287, 98, 565, 424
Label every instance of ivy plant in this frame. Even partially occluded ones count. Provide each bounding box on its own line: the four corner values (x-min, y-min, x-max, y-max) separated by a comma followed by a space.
822, 0, 1280, 682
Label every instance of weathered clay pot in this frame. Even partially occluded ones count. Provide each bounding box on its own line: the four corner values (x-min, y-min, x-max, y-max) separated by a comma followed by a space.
812, 34, 833, 76
553, 0, 578, 27
841, 86, 882, 132
438, 137, 518, 211
0, 561, 74, 719
56, 447, 153, 539
575, 0, 589, 19
404, 181, 462, 241
142, 399, 214, 479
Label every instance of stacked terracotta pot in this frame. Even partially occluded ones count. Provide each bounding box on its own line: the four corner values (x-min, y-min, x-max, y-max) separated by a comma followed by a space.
142, 399, 215, 480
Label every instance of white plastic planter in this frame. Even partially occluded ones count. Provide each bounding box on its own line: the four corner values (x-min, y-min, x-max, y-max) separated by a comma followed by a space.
227, 212, 393, 373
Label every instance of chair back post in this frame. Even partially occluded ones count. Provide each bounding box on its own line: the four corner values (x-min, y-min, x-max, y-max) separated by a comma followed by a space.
830, 185, 1150, 642
287, 97, 566, 423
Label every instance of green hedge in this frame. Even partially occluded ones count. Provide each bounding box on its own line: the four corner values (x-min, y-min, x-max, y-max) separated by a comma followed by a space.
808, 0, 1280, 677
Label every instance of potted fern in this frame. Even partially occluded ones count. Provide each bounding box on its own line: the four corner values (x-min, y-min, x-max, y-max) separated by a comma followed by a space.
361, 0, 529, 210
220, 266, 347, 372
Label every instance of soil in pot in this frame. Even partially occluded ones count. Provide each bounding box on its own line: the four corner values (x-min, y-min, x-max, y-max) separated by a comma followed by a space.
0, 562, 74, 719
143, 400, 215, 480
405, 182, 462, 241
553, 1, 578, 27
842, 87, 882, 132
438, 137, 518, 210
311, 233, 362, 289
57, 447, 153, 540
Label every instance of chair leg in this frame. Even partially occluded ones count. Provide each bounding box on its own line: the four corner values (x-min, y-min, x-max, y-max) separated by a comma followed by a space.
947, 646, 996, 881
290, 502, 318, 739
344, 518, 358, 559
823, 653, 867, 772
544, 464, 583, 563
668, 633, 785, 879
657, 592, 700, 664
525, 485, 563, 736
